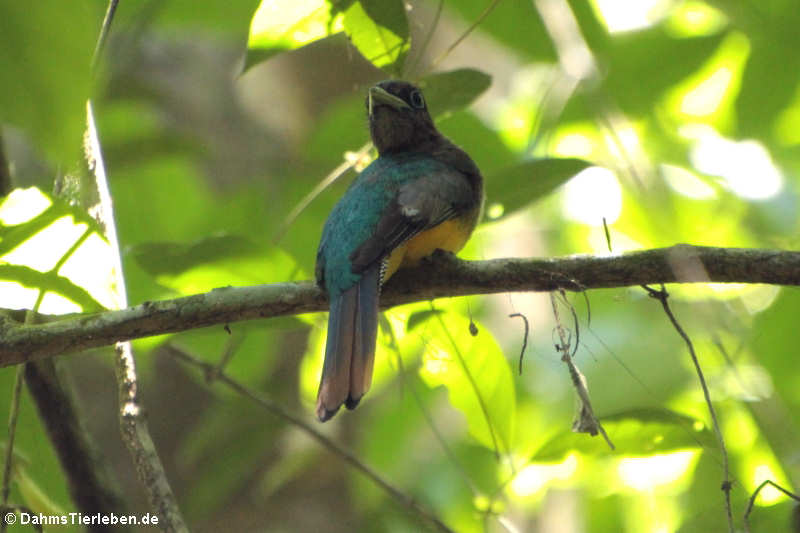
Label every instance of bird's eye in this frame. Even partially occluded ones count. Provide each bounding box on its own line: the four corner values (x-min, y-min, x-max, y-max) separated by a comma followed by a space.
409, 90, 425, 109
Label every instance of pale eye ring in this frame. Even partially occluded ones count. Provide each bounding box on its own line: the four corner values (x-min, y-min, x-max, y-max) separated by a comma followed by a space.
409, 90, 425, 109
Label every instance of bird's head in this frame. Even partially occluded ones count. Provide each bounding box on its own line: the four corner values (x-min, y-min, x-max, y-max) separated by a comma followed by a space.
366, 80, 438, 155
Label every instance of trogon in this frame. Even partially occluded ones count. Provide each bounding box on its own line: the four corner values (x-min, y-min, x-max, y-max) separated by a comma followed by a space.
315, 80, 484, 422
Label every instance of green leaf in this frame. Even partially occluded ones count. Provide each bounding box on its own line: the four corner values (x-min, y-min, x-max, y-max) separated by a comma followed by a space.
0, 188, 105, 256
246, 0, 344, 70
447, 0, 555, 62
420, 69, 492, 118
342, 0, 409, 74
485, 158, 591, 218
419, 313, 515, 454
0, 264, 103, 312
132, 234, 257, 276
0, 187, 111, 312
532, 408, 716, 461
0, 1, 97, 164
131, 234, 301, 294
598, 31, 725, 118
436, 111, 515, 177
153, 0, 261, 39
406, 309, 443, 332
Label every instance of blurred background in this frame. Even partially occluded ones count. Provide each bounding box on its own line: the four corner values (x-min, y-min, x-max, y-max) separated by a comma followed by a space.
1, 0, 799, 531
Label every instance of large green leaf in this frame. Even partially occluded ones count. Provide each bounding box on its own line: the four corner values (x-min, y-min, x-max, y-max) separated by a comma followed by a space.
152, 0, 260, 38
532, 408, 716, 461
586, 31, 725, 120
751, 289, 800, 423
436, 111, 516, 177
0, 1, 97, 164
420, 68, 492, 119
419, 313, 516, 455
131, 234, 302, 294
485, 158, 591, 218
447, 0, 555, 62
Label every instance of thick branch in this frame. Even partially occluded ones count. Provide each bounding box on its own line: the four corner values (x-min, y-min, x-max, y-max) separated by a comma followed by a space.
1, 245, 799, 366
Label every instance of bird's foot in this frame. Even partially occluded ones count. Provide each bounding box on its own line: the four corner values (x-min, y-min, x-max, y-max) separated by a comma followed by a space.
421, 248, 458, 266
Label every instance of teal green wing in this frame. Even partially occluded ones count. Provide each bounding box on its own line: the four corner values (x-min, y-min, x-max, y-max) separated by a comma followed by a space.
316, 153, 468, 294
348, 160, 474, 274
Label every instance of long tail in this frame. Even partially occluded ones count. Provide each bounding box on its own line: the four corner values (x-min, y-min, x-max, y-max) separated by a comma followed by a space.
316, 265, 380, 422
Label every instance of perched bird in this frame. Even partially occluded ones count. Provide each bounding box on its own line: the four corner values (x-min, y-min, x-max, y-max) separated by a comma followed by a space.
314, 80, 484, 421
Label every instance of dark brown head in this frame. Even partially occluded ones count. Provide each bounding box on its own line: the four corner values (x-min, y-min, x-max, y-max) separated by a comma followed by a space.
366, 80, 440, 155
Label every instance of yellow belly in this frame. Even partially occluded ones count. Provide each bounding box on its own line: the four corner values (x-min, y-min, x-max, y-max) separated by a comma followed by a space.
383, 218, 472, 283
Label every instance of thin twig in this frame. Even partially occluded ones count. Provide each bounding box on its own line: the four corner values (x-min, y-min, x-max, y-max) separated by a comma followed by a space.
166, 345, 454, 533
602, 217, 612, 253
508, 313, 529, 375
549, 293, 614, 450
207, 331, 245, 383
430, 0, 504, 71
743, 479, 800, 533
406, 0, 444, 79
642, 284, 734, 533
556, 290, 581, 358
0, 133, 12, 196
273, 142, 372, 243
91, 0, 120, 73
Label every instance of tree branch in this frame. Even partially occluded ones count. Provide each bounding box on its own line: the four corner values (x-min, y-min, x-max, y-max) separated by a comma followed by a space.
167, 346, 455, 533
1, 245, 799, 367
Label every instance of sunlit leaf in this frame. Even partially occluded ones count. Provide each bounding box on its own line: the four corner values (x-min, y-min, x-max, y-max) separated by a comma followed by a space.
247, 0, 408, 72
419, 313, 515, 454
420, 69, 492, 118
246, 0, 344, 70
0, 187, 110, 312
601, 31, 726, 118
662, 32, 749, 131
485, 158, 591, 218
0, 265, 102, 312
342, 0, 409, 74
0, 188, 105, 256
532, 408, 716, 461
